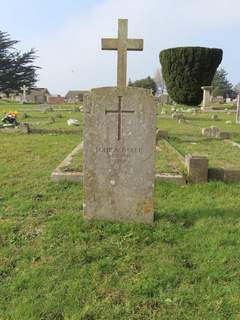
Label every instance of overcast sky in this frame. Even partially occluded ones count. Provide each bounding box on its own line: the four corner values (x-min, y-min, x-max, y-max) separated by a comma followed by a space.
1, 0, 240, 95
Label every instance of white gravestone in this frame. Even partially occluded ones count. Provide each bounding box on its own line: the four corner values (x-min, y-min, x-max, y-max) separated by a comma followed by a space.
20, 85, 28, 103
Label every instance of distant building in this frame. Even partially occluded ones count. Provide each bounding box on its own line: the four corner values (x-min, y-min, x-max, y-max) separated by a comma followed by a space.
65, 90, 89, 103
26, 88, 50, 104
47, 96, 65, 104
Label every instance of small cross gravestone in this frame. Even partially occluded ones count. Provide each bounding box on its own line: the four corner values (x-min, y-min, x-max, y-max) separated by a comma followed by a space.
83, 19, 156, 224
20, 85, 28, 103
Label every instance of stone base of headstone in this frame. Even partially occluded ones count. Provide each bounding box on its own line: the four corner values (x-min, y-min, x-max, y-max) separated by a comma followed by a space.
83, 87, 156, 224
185, 155, 208, 183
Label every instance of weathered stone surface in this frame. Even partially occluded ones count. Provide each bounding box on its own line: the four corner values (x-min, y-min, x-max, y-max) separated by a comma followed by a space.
201, 86, 212, 108
83, 86, 156, 224
102, 19, 143, 88
51, 142, 83, 183
202, 126, 220, 138
156, 129, 168, 141
185, 154, 208, 183
202, 127, 212, 137
209, 168, 240, 183
155, 173, 186, 185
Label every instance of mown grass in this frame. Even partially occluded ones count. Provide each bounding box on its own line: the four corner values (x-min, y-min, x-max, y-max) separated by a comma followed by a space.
1, 103, 240, 319
158, 105, 240, 169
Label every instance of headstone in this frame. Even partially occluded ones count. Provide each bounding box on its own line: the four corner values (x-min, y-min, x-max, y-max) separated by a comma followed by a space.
202, 127, 212, 138
211, 126, 220, 137
201, 86, 212, 109
83, 19, 156, 224
226, 98, 232, 104
236, 94, 240, 124
20, 85, 28, 103
202, 126, 220, 138
185, 155, 208, 183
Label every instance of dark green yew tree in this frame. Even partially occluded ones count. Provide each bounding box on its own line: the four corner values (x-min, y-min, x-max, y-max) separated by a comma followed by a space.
160, 47, 223, 106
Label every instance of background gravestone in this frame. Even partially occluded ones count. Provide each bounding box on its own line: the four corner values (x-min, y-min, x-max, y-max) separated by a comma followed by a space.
237, 94, 240, 124
83, 19, 156, 224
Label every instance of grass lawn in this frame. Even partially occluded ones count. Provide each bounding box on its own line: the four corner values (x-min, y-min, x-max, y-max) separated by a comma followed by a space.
158, 106, 240, 170
1, 103, 240, 319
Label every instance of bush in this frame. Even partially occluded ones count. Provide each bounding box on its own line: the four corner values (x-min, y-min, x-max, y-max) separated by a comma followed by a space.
160, 47, 223, 106
128, 76, 157, 95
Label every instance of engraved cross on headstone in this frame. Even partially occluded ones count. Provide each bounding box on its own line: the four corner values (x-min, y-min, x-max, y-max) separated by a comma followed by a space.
102, 19, 143, 88
105, 96, 134, 140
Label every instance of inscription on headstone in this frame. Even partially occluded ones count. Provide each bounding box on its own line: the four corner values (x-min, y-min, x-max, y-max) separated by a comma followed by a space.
83, 19, 156, 224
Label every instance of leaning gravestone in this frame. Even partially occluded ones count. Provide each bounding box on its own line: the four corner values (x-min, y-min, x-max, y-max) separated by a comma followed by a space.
83, 19, 156, 224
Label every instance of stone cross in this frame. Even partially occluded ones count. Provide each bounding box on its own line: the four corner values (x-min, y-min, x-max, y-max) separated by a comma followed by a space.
237, 94, 240, 124
20, 85, 28, 103
102, 19, 143, 88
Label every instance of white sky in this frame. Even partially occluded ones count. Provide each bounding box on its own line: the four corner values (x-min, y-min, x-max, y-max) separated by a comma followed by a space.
4, 0, 240, 95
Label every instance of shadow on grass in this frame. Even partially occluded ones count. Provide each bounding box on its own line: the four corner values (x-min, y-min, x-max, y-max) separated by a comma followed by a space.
154, 207, 240, 227
30, 128, 82, 135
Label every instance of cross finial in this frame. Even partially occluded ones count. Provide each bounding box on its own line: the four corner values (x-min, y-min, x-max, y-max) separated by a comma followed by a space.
102, 19, 143, 88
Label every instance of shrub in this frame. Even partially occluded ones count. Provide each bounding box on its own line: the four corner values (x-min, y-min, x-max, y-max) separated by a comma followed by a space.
160, 47, 223, 106
128, 76, 157, 95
